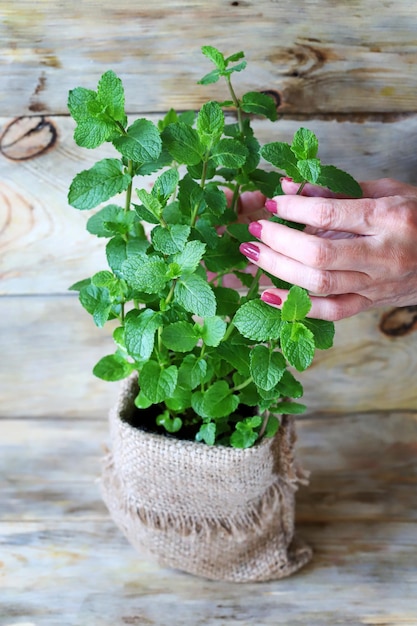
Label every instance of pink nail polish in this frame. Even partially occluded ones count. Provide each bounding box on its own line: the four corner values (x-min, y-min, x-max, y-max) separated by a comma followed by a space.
248, 221, 262, 238
261, 291, 282, 306
239, 242, 260, 262
280, 176, 293, 183
265, 199, 277, 213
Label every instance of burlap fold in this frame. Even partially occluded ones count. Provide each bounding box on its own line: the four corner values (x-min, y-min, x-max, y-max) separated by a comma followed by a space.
101, 374, 312, 582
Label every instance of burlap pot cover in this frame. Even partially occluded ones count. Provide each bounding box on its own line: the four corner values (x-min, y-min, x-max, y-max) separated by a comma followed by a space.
101, 374, 312, 582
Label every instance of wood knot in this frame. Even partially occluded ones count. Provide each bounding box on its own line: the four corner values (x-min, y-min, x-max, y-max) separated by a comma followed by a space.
0, 116, 57, 161
379, 306, 417, 337
261, 89, 282, 109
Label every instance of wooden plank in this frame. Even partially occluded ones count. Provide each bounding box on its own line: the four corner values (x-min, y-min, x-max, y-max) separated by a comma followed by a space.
1, 114, 417, 296
0, 520, 416, 625
1, 0, 417, 116
1, 412, 416, 624
1, 295, 417, 418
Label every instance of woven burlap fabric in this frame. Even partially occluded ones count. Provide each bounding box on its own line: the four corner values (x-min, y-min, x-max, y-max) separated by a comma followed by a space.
101, 374, 312, 582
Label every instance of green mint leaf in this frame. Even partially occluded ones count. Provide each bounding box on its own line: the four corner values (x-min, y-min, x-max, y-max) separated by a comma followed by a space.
113, 118, 162, 163
172, 240, 206, 275
261, 142, 302, 181
165, 386, 192, 413
73, 118, 115, 149
192, 381, 239, 419
281, 286, 312, 322
68, 158, 131, 210
247, 169, 283, 198
225, 51, 245, 64
106, 236, 129, 275
151, 224, 190, 254
280, 321, 315, 371
197, 101, 225, 148
175, 274, 216, 317
68, 87, 97, 123
156, 411, 182, 434
217, 343, 251, 377
121, 256, 168, 293
135, 390, 152, 409
317, 165, 363, 197
162, 122, 203, 165
124, 309, 162, 361
200, 45, 226, 70
227, 60, 247, 75
93, 353, 134, 381
178, 174, 205, 215
303, 318, 335, 350
68, 87, 116, 148
277, 370, 303, 399
272, 401, 307, 414
87, 204, 140, 238
135, 148, 174, 176
230, 417, 261, 449
212, 286, 240, 317
135, 188, 163, 220
264, 415, 280, 438
204, 236, 244, 273
198, 69, 222, 85
204, 184, 227, 216
200, 316, 227, 347
241, 135, 261, 173
196, 422, 216, 446
78, 284, 113, 327
158, 108, 179, 131
178, 355, 207, 390
234, 299, 282, 341
139, 361, 178, 403
68, 278, 91, 292
211, 138, 248, 168
241, 91, 278, 121
97, 70, 127, 126
250, 345, 286, 391
151, 168, 179, 204
297, 158, 321, 184
291, 128, 319, 160
161, 321, 199, 352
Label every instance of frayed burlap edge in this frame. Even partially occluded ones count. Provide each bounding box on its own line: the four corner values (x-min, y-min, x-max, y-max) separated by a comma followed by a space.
100, 374, 313, 582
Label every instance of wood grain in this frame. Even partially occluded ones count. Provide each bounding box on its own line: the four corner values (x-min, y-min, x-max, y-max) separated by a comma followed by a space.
1, 412, 416, 625
1, 0, 417, 117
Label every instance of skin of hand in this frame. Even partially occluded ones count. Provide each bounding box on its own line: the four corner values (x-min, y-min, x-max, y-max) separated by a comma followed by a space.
239, 177, 417, 321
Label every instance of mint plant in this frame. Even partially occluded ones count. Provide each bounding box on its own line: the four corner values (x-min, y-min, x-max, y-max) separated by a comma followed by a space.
67, 45, 361, 448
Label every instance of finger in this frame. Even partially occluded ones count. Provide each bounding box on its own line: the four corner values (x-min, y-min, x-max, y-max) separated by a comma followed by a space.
239, 241, 371, 296
267, 194, 378, 235
360, 178, 417, 199
260, 288, 372, 321
281, 177, 341, 198
251, 219, 371, 271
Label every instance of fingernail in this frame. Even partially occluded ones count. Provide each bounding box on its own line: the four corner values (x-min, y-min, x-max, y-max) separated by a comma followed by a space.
248, 221, 262, 238
261, 291, 282, 306
280, 176, 293, 183
239, 242, 260, 262
265, 199, 277, 213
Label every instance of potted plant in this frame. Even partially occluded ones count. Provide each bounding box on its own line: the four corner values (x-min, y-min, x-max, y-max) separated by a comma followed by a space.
67, 46, 361, 582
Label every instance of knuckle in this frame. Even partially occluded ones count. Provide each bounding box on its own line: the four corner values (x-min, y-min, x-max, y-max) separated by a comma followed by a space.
310, 269, 333, 295
309, 241, 335, 270
316, 200, 338, 229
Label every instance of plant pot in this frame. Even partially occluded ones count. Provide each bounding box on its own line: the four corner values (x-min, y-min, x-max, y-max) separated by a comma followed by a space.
101, 374, 312, 582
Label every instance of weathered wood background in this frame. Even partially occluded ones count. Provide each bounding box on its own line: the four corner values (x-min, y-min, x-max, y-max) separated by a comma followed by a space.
1, 1, 417, 624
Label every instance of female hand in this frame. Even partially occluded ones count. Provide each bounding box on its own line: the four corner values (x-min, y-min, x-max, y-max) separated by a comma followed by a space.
239, 178, 417, 321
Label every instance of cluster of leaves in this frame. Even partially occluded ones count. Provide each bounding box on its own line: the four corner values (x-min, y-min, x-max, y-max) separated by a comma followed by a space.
67, 45, 359, 448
